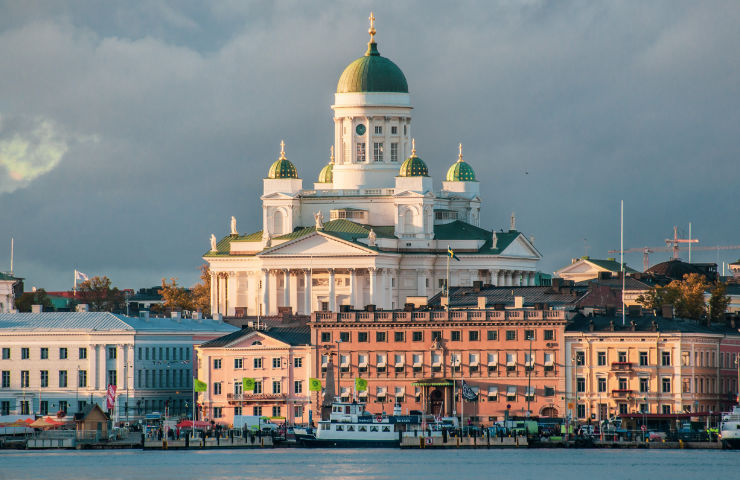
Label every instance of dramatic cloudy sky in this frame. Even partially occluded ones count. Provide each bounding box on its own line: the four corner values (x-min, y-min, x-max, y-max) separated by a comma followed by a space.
1, 0, 739, 291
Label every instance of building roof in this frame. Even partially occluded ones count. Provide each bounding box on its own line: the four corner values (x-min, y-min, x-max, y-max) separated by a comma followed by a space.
574, 277, 654, 290
0, 312, 237, 333
585, 258, 638, 273
317, 161, 333, 183
0, 272, 22, 281
267, 158, 298, 179
646, 259, 714, 281
428, 285, 585, 309
398, 153, 429, 177
199, 326, 310, 348
336, 41, 408, 94
445, 158, 476, 182
566, 314, 740, 335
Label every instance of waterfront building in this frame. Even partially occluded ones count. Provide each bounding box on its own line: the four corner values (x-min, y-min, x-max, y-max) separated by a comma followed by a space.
194, 327, 312, 426
203, 18, 541, 317
309, 309, 567, 424
0, 312, 235, 421
564, 315, 740, 422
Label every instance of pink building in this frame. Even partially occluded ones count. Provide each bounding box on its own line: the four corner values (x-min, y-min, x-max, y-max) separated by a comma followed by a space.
195, 327, 312, 426
720, 332, 740, 411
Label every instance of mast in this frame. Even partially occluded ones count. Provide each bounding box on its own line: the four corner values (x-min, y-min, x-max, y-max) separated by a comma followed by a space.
621, 200, 625, 326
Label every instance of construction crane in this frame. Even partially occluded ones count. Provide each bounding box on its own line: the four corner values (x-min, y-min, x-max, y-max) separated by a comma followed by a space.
609, 226, 740, 270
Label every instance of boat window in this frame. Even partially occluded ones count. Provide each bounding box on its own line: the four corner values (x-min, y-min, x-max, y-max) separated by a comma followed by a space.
345, 406, 351, 414
347, 426, 355, 431
335, 425, 344, 431
370, 426, 379, 432
382, 426, 391, 432
359, 426, 367, 432
321, 424, 330, 430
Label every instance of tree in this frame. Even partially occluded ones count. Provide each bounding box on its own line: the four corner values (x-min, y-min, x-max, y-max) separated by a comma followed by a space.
76, 276, 125, 312
190, 264, 211, 316
636, 273, 707, 321
158, 277, 193, 313
16, 288, 53, 312
708, 281, 731, 323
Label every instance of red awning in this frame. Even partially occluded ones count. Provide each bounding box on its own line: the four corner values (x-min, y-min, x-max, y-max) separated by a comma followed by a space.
176, 420, 210, 429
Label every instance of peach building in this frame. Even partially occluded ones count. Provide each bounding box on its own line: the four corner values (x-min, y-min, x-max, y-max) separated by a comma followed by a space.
195, 327, 311, 426
565, 315, 740, 422
309, 309, 567, 424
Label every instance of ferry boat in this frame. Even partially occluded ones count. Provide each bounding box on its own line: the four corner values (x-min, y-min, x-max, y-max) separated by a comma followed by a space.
298, 400, 420, 448
719, 405, 740, 449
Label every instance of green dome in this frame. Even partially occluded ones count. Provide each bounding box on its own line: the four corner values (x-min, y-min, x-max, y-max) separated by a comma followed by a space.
337, 42, 408, 93
446, 159, 477, 182
267, 141, 298, 179
317, 162, 333, 183
399, 154, 428, 177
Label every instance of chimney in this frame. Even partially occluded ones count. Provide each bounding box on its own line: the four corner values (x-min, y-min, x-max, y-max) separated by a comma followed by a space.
514, 296, 524, 309
473, 281, 483, 293
552, 278, 562, 290
76, 304, 89, 312
477, 296, 487, 309
31, 304, 43, 314
662, 304, 674, 319
588, 320, 595, 332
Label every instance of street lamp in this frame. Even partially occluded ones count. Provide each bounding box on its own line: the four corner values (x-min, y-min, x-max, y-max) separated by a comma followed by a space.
335, 339, 342, 401
526, 332, 533, 418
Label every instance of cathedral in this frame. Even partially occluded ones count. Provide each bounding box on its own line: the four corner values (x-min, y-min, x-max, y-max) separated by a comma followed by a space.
204, 16, 541, 316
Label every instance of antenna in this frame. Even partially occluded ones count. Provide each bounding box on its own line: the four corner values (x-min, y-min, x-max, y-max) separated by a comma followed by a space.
10, 237, 13, 276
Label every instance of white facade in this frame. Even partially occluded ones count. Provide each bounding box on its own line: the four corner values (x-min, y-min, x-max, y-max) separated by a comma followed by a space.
0, 274, 20, 313
204, 28, 542, 316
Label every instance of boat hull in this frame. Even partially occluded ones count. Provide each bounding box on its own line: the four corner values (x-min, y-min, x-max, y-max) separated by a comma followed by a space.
298, 437, 399, 448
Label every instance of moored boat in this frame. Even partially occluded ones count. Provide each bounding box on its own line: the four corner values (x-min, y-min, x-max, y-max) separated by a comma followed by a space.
719, 405, 740, 449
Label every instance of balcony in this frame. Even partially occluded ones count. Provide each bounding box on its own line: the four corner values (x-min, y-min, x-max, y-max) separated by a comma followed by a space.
611, 362, 633, 372
611, 389, 633, 398
226, 393, 287, 403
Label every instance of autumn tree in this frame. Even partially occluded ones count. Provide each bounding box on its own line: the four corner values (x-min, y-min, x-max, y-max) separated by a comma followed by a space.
76, 276, 125, 312
708, 281, 731, 323
158, 277, 193, 313
16, 288, 53, 312
190, 264, 211, 316
636, 273, 708, 321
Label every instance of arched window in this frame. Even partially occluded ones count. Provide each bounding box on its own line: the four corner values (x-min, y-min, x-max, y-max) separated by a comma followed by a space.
403, 208, 415, 233
273, 210, 284, 235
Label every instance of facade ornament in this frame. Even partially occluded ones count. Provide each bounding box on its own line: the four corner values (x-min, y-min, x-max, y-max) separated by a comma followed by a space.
230, 216, 238, 235
492, 232, 498, 249
262, 230, 272, 248
368, 228, 377, 246
210, 234, 217, 252
314, 211, 324, 230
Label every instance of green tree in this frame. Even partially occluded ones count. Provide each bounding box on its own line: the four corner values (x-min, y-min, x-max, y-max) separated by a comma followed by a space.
708, 281, 731, 323
16, 288, 53, 312
76, 276, 125, 312
158, 277, 193, 313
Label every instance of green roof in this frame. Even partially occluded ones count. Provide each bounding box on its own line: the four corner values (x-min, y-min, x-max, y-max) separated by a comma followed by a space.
317, 162, 333, 183
0, 272, 21, 281
445, 159, 476, 182
267, 158, 298, 179
336, 42, 408, 93
398, 154, 428, 177
585, 258, 638, 273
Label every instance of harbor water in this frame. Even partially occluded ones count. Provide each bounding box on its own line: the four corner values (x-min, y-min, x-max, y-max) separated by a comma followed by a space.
1, 448, 739, 480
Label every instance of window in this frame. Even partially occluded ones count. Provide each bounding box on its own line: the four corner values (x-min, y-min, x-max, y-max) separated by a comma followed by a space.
544, 330, 554, 341
234, 407, 242, 416
358, 332, 369, 342
394, 331, 405, 342
682, 377, 691, 393
374, 125, 382, 135
639, 377, 649, 393
253, 406, 262, 416
213, 407, 223, 418
617, 351, 627, 363
574, 351, 584, 366
576, 377, 585, 393
40, 400, 48, 415
356, 142, 366, 162
78, 370, 87, 388
1, 401, 9, 415
376, 331, 387, 342
577, 404, 586, 419
412, 331, 423, 342
597, 377, 607, 393
487, 330, 498, 341
20, 400, 29, 415
40, 370, 49, 388
661, 351, 671, 366
294, 380, 303, 394
272, 380, 281, 394
597, 352, 606, 366
213, 382, 222, 395
59, 370, 68, 388
451, 331, 461, 342
391, 142, 398, 162
59, 348, 68, 360
213, 359, 222, 369
234, 358, 243, 369
272, 357, 281, 368
294, 406, 303, 419
340, 331, 350, 342
431, 331, 442, 342
681, 351, 690, 366
272, 406, 281, 417
505, 330, 516, 341
108, 347, 117, 359
469, 330, 479, 341
391, 126, 398, 135
524, 330, 535, 341
40, 348, 48, 359
544, 387, 555, 397
108, 370, 117, 387
1, 348, 9, 359
294, 357, 303, 368
639, 351, 648, 366
404, 125, 407, 135
662, 377, 671, 393
254, 381, 262, 394
662, 405, 671, 414
21, 370, 29, 388
21, 348, 29, 359
373, 142, 384, 162
254, 358, 263, 369
321, 332, 331, 343
1, 371, 9, 388
619, 403, 628, 415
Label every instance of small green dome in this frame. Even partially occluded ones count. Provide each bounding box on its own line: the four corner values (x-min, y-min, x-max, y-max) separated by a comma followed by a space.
267, 141, 298, 179
399, 154, 428, 177
446, 159, 477, 182
337, 42, 408, 93
317, 162, 333, 183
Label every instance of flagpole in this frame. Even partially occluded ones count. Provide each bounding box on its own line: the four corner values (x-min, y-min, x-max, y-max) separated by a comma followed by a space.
621, 200, 625, 326
446, 246, 450, 310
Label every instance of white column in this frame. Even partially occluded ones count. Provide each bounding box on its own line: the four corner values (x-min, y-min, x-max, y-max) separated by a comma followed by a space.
227, 272, 237, 316
417, 269, 426, 297
289, 270, 299, 314
282, 269, 290, 309
261, 269, 270, 316
210, 273, 217, 315
328, 269, 336, 312
98, 345, 107, 392
349, 268, 357, 308
94, 345, 101, 390
369, 267, 377, 306
385, 269, 393, 309
303, 270, 312, 314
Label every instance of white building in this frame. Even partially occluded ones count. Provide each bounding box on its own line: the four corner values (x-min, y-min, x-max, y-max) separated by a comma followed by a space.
205, 18, 542, 317
0, 273, 21, 313
0, 312, 236, 421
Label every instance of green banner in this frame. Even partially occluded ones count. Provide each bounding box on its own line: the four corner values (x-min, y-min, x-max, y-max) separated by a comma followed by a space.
355, 377, 368, 392
193, 378, 208, 392
242, 377, 255, 391
308, 378, 322, 391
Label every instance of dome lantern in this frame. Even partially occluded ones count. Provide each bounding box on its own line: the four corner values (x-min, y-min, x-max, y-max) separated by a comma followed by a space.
317, 146, 334, 183
445, 143, 477, 182
398, 138, 429, 177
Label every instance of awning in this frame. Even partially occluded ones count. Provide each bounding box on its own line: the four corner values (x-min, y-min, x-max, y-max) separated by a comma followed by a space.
359, 390, 368, 398
507, 386, 517, 396
376, 386, 386, 396
488, 386, 499, 396
412, 379, 454, 387
321, 355, 328, 366
450, 354, 461, 366
525, 387, 535, 396
506, 353, 516, 367
340, 355, 349, 367
395, 355, 405, 367
413, 355, 423, 367
358, 355, 368, 368
525, 354, 534, 367
340, 387, 349, 395
395, 386, 405, 396
487, 353, 498, 366
544, 353, 554, 366
469, 354, 480, 367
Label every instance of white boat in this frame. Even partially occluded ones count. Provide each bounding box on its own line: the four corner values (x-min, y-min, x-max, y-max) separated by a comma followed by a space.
299, 400, 420, 448
719, 405, 740, 449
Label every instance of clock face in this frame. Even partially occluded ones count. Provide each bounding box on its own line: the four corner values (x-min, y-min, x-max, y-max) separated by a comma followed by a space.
355, 124, 366, 135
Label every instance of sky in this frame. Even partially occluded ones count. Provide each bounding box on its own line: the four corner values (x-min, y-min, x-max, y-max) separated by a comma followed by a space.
1, 0, 739, 292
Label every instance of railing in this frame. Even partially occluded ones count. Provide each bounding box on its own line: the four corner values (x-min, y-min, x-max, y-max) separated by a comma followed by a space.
227, 393, 287, 402
312, 310, 566, 323
611, 362, 633, 371
612, 389, 633, 398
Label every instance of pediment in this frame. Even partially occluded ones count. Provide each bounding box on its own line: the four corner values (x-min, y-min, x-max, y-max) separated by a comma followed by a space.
261, 192, 297, 200
259, 231, 376, 257
393, 190, 434, 198
499, 234, 541, 259
555, 260, 603, 276
226, 332, 289, 349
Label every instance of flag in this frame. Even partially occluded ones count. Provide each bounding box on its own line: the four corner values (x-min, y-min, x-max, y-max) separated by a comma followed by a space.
308, 378, 322, 391
461, 380, 478, 401
355, 378, 368, 392
106, 384, 117, 410
242, 377, 255, 391
75, 270, 89, 282
447, 246, 461, 261
193, 378, 208, 392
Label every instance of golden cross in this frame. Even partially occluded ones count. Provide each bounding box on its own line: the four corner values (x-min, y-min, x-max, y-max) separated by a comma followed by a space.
411, 138, 416, 156
280, 140, 286, 159
458, 143, 463, 161
368, 12, 376, 42
330, 145, 335, 163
